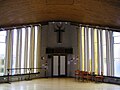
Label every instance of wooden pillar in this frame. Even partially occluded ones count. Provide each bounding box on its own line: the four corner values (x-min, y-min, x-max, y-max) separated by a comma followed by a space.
91, 28, 95, 73
79, 25, 82, 71
36, 25, 42, 72
100, 30, 103, 75
86, 27, 89, 72
24, 27, 28, 73
29, 26, 35, 73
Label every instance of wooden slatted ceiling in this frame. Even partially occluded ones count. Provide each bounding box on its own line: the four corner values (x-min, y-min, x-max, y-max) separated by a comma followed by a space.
0, 0, 120, 29
46, 0, 74, 5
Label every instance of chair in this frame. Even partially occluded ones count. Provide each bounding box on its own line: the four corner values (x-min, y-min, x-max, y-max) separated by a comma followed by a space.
79, 71, 85, 81
83, 71, 92, 81
75, 70, 80, 80
90, 72, 95, 81
95, 72, 104, 82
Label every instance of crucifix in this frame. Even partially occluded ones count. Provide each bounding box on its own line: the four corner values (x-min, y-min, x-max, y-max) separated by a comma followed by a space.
54, 23, 65, 43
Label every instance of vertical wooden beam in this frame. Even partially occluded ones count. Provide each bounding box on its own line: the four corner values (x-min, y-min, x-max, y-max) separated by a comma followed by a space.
106, 30, 110, 76
86, 27, 89, 72
84, 27, 87, 71
19, 29, 22, 74
110, 31, 114, 76
29, 26, 35, 73
79, 25, 82, 71
77, 26, 80, 70
24, 27, 28, 73
15, 29, 19, 74
37, 25, 42, 72
100, 30, 103, 75
91, 28, 95, 73
97, 30, 100, 75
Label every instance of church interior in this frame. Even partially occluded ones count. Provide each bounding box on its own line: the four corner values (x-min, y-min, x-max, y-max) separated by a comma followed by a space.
0, 0, 120, 90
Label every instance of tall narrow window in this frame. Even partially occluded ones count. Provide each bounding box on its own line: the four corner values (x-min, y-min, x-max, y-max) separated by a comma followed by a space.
0, 31, 6, 76
113, 32, 120, 77
94, 29, 98, 74
0, 25, 41, 76
102, 30, 107, 76
81, 27, 84, 71
97, 30, 101, 75
21, 28, 25, 74
89, 28, 92, 72
12, 29, 17, 75
27, 27, 31, 73
34, 26, 38, 73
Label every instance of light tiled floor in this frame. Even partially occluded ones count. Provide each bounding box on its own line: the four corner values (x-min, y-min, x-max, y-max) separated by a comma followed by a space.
0, 78, 120, 90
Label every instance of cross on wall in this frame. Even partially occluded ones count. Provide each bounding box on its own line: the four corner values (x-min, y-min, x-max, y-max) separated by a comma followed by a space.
54, 23, 65, 43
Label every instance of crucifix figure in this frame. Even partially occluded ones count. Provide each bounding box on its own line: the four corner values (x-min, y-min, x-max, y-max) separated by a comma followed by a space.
54, 23, 65, 43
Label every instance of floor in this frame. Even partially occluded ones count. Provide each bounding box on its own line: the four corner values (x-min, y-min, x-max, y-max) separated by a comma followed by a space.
0, 78, 120, 90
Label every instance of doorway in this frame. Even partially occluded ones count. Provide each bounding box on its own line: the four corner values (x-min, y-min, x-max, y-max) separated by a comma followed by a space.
52, 55, 67, 77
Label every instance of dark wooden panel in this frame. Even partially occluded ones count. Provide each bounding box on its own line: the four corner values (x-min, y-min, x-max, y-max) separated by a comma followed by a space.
46, 0, 74, 5
0, 0, 120, 29
46, 48, 73, 54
